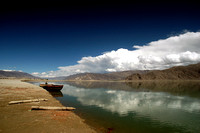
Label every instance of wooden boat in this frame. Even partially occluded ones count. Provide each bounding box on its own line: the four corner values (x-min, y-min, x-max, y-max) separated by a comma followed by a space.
40, 84, 63, 91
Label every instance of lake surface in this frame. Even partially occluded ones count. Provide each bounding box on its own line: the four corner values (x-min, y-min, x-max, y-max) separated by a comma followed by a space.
32, 81, 200, 133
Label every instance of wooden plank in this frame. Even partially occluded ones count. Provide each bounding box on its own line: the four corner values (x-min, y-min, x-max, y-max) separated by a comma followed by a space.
9, 98, 48, 105
31, 106, 76, 111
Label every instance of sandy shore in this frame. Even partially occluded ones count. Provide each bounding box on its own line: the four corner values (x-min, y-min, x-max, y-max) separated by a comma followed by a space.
0, 79, 96, 133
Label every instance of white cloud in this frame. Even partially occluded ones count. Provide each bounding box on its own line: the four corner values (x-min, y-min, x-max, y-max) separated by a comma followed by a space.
32, 31, 200, 77
32, 72, 39, 75
2, 69, 23, 72
2, 70, 16, 72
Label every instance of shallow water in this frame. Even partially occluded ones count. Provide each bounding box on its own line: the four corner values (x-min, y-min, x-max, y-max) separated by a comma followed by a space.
33, 81, 200, 133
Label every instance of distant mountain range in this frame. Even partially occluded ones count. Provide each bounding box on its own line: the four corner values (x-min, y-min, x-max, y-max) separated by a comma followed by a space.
1, 63, 200, 80
126, 63, 200, 80
0, 70, 37, 79
64, 70, 150, 81
65, 63, 200, 81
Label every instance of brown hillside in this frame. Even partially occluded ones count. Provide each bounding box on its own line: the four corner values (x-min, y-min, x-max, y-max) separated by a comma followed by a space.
65, 70, 149, 81
126, 63, 200, 80
0, 70, 37, 79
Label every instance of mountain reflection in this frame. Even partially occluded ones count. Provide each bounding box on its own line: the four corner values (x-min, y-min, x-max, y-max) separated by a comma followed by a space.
62, 83, 200, 114
65, 81, 200, 97
60, 81, 200, 132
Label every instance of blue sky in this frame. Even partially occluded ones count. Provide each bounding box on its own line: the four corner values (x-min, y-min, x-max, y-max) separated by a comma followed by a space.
0, 1, 200, 77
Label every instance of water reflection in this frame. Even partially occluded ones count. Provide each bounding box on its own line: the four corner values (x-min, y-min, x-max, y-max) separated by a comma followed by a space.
48, 91, 63, 97
66, 81, 200, 97
60, 81, 200, 132
62, 83, 200, 114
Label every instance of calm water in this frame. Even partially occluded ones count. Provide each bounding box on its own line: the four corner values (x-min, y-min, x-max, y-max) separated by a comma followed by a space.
32, 81, 200, 133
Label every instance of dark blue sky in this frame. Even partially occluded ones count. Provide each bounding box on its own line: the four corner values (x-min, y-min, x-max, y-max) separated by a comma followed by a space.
0, 1, 200, 73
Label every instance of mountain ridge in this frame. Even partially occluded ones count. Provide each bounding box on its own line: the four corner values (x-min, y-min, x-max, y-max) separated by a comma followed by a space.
64, 70, 150, 81
126, 63, 200, 80
0, 70, 38, 79
65, 63, 200, 81
1, 63, 200, 80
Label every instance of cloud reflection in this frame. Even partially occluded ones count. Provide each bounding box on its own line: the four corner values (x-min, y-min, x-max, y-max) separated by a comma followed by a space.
62, 85, 200, 115
60, 82, 200, 132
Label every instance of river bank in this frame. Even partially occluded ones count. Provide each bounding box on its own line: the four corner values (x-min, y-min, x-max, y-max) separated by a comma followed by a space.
0, 79, 96, 133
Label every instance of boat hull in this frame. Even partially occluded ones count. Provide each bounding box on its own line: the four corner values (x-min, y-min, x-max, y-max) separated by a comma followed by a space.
40, 84, 63, 91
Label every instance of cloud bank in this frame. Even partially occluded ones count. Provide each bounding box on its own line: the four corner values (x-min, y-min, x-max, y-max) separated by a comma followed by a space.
33, 31, 200, 77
